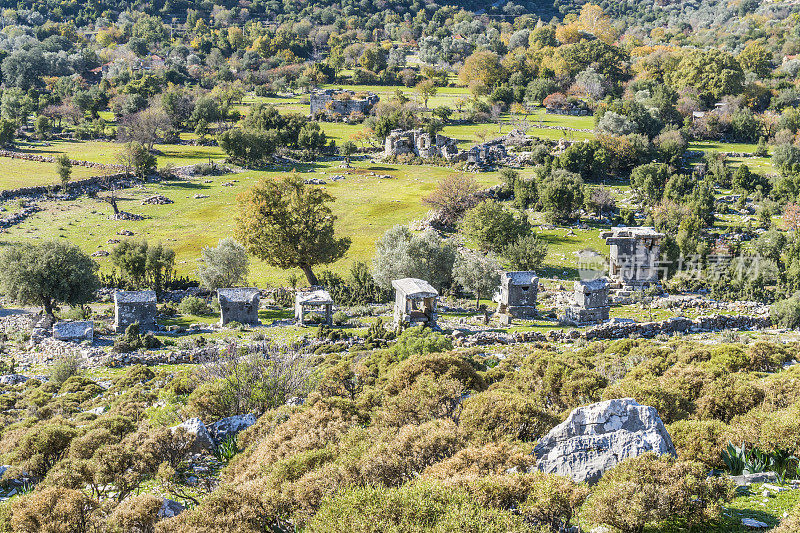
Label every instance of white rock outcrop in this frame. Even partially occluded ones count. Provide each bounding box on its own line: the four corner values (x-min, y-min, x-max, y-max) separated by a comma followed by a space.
533, 398, 676, 484
172, 418, 214, 453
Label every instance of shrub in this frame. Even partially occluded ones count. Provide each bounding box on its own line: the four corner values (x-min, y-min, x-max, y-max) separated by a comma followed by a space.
12, 421, 79, 479
113, 323, 162, 353
422, 442, 536, 479
601, 377, 690, 424
519, 472, 589, 531
178, 295, 212, 316
388, 326, 453, 361
583, 453, 734, 533
11, 487, 96, 533
307, 480, 529, 532
771, 292, 800, 328
460, 390, 558, 443
667, 419, 730, 469
331, 311, 348, 326
694, 374, 764, 423
104, 493, 162, 532
49, 354, 83, 387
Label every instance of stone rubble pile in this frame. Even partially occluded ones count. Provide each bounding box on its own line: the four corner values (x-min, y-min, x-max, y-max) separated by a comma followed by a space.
0, 204, 40, 228
141, 194, 174, 205
652, 294, 769, 315
453, 313, 771, 347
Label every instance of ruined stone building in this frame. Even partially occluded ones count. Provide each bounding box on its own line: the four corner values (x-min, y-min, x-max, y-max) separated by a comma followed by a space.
310, 89, 379, 121
563, 278, 610, 326
218, 288, 261, 326
392, 278, 438, 327
495, 271, 538, 324
114, 290, 157, 332
384, 128, 510, 169
601, 227, 665, 288
465, 139, 507, 166
384, 129, 459, 160
295, 290, 334, 326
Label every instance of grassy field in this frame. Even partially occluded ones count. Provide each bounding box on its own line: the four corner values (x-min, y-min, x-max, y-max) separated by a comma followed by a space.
0, 159, 500, 286
0, 157, 115, 190
14, 139, 226, 168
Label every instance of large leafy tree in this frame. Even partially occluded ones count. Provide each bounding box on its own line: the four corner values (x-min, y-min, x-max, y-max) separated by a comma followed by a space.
372, 225, 457, 292
236, 175, 350, 286
0, 241, 99, 316
458, 51, 506, 89
666, 49, 744, 104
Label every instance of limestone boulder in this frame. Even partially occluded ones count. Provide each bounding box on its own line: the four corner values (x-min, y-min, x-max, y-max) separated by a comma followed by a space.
172, 418, 214, 453
159, 498, 185, 518
208, 414, 257, 445
533, 398, 675, 484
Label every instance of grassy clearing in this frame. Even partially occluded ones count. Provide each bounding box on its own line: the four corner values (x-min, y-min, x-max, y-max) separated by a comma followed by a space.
0, 159, 499, 286
14, 139, 226, 167
0, 157, 115, 190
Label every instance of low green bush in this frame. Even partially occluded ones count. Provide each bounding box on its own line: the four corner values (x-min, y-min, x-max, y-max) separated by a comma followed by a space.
332, 311, 349, 326
584, 453, 734, 533
178, 296, 213, 316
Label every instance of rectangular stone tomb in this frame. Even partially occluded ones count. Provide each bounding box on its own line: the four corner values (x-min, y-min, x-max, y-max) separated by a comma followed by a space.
563, 278, 610, 326
496, 271, 539, 322
601, 227, 665, 288
114, 290, 157, 332
53, 320, 94, 342
392, 278, 438, 326
295, 290, 334, 326
218, 288, 261, 326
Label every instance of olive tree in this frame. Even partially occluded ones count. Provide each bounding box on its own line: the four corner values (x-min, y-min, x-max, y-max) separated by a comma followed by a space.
372, 225, 457, 291
197, 238, 250, 290
236, 175, 350, 286
0, 241, 99, 316
453, 253, 501, 309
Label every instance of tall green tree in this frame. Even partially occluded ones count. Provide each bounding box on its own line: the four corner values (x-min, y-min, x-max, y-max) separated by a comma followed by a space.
0, 241, 99, 316
453, 253, 501, 309
56, 154, 72, 191
236, 175, 351, 286
111, 240, 175, 298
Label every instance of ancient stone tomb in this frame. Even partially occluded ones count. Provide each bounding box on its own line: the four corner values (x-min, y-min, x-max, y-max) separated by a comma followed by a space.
310, 89, 379, 120
601, 227, 665, 288
392, 278, 438, 326
218, 288, 261, 326
563, 278, 610, 326
294, 289, 334, 326
53, 320, 94, 342
495, 271, 538, 324
114, 290, 157, 332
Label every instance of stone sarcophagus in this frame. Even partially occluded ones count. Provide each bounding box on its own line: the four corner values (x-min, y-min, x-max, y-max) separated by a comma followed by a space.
495, 271, 538, 324
392, 278, 438, 327
563, 278, 610, 326
114, 290, 157, 332
53, 321, 94, 343
601, 227, 665, 288
294, 289, 333, 326
218, 288, 261, 326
